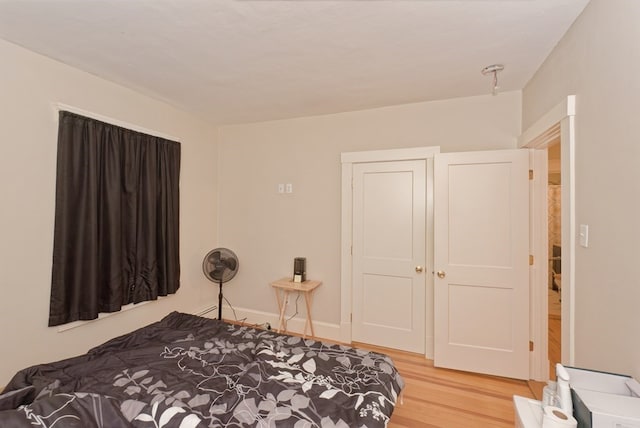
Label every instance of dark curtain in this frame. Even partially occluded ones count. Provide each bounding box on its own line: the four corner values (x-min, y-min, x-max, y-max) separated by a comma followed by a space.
48, 111, 181, 327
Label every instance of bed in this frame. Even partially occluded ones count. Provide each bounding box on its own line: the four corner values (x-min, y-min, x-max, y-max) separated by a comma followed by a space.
0, 312, 404, 427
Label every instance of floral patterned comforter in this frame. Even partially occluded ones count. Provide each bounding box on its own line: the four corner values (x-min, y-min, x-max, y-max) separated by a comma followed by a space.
0, 312, 404, 427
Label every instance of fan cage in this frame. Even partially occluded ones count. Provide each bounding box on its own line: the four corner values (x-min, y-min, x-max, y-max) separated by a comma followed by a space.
202, 248, 239, 284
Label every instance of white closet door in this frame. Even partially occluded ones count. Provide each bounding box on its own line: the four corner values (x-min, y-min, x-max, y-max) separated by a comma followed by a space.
434, 149, 529, 379
352, 160, 426, 353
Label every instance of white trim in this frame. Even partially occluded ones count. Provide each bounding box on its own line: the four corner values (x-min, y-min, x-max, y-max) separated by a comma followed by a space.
341, 146, 440, 163
194, 305, 218, 317
57, 300, 152, 332
424, 156, 435, 359
340, 146, 439, 356
560, 115, 576, 367
518, 96, 575, 148
524, 123, 561, 149
529, 148, 549, 381
520, 96, 577, 377
216, 306, 343, 343
340, 161, 354, 343
54, 102, 180, 142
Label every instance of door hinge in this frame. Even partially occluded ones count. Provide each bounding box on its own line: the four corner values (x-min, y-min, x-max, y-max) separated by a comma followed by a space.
529, 255, 534, 266
529, 340, 534, 352
350, 313, 353, 323
350, 245, 353, 256
529, 169, 534, 180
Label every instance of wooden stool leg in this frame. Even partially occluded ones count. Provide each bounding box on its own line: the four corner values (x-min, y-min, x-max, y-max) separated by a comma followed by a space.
284, 290, 289, 332
275, 288, 287, 333
274, 288, 282, 316
304, 290, 315, 338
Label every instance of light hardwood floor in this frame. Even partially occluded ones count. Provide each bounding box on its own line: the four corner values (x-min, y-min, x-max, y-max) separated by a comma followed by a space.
356, 343, 535, 427
228, 320, 535, 426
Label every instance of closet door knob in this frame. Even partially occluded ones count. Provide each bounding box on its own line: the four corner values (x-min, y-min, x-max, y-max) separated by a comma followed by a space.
415, 266, 424, 273
437, 271, 446, 278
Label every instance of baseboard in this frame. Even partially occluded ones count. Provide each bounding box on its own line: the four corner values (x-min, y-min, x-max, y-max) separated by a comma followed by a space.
192, 304, 343, 343
425, 335, 434, 360
339, 321, 352, 344
190, 306, 433, 359
193, 304, 217, 317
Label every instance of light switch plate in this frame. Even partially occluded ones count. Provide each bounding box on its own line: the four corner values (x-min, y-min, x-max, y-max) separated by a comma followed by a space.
579, 224, 589, 248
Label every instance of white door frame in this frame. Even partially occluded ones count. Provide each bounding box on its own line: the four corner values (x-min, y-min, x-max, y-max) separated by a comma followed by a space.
340, 146, 439, 358
519, 95, 576, 380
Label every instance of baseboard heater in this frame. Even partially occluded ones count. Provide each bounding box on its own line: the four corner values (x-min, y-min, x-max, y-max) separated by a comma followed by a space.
194, 305, 217, 317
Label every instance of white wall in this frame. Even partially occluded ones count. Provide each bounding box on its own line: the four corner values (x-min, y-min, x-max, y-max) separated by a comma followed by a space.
523, 0, 640, 378
0, 39, 219, 385
217, 92, 522, 338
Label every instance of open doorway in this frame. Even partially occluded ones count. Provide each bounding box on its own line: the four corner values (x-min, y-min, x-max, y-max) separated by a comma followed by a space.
547, 141, 561, 377
519, 95, 575, 381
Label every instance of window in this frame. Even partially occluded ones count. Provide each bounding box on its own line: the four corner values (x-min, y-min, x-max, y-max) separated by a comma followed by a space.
48, 111, 181, 326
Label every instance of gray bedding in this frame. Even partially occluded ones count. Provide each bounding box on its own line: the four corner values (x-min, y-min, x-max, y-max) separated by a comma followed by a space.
0, 312, 404, 427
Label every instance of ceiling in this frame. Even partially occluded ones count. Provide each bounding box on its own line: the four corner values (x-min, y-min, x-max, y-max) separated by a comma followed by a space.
0, 0, 589, 125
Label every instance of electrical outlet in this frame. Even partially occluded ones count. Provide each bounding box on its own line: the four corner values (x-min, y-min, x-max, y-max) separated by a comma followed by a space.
277, 184, 284, 194
285, 183, 293, 194
265, 322, 271, 330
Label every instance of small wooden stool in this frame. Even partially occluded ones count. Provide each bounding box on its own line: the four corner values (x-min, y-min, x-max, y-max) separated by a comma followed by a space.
270, 277, 321, 338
